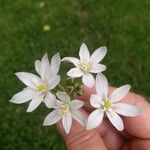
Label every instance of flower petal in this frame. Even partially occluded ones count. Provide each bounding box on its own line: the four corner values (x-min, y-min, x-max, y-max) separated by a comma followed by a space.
61, 57, 80, 66
109, 85, 131, 103
90, 46, 107, 64
50, 53, 61, 75
45, 92, 57, 108
56, 91, 70, 102
26, 95, 44, 112
43, 110, 61, 126
15, 72, 42, 89
95, 73, 108, 98
35, 60, 41, 75
10, 90, 36, 104
87, 109, 104, 130
40, 53, 51, 81
106, 110, 124, 131
82, 73, 95, 88
79, 43, 90, 62
90, 64, 106, 73
48, 75, 60, 90
71, 109, 86, 126
90, 94, 102, 108
113, 103, 143, 116
67, 68, 84, 78
62, 113, 72, 134
70, 99, 84, 109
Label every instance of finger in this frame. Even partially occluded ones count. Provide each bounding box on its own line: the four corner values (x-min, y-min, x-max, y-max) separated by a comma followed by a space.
57, 110, 107, 150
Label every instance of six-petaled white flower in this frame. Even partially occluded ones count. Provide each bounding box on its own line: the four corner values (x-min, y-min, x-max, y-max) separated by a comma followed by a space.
10, 53, 61, 112
43, 91, 86, 134
62, 43, 107, 88
87, 73, 142, 131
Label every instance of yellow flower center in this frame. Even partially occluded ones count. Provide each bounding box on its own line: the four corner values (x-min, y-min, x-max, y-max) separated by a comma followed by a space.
103, 100, 112, 110
36, 84, 46, 92
80, 63, 90, 72
58, 104, 70, 115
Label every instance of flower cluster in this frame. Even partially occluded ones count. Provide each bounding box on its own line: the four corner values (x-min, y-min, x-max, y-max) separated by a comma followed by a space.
10, 43, 142, 134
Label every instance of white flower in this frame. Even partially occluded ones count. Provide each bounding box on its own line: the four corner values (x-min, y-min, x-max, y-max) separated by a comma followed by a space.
43, 91, 86, 134
10, 53, 61, 112
62, 43, 107, 88
87, 73, 142, 131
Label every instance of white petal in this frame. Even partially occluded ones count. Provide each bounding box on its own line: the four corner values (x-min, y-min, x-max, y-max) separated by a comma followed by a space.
90, 64, 106, 73
45, 92, 57, 108
40, 53, 51, 81
106, 110, 124, 131
67, 68, 84, 78
61, 57, 80, 66
113, 103, 143, 116
56, 91, 70, 102
79, 43, 90, 62
90, 94, 102, 108
109, 85, 131, 103
82, 73, 95, 88
10, 90, 36, 104
95, 73, 108, 99
15, 72, 42, 89
50, 53, 61, 75
90, 46, 107, 64
70, 99, 84, 109
62, 113, 72, 134
27, 95, 44, 112
43, 110, 61, 126
35, 60, 41, 75
71, 109, 86, 126
87, 109, 104, 130
48, 75, 60, 90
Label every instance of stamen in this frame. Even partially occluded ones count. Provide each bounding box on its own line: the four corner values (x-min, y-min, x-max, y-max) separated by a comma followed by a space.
103, 100, 112, 110
80, 62, 90, 72
58, 104, 70, 115
36, 85, 46, 92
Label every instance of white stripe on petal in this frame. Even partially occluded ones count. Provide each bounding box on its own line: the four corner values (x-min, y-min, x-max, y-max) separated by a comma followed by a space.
70, 99, 84, 109
90, 94, 102, 108
10, 90, 36, 104
71, 109, 86, 126
43, 110, 61, 126
106, 110, 124, 131
56, 91, 70, 102
48, 75, 60, 90
61, 57, 80, 66
90, 46, 107, 64
15, 72, 42, 89
82, 73, 95, 88
35, 60, 41, 75
40, 53, 51, 81
87, 109, 104, 130
109, 85, 131, 103
50, 53, 61, 75
45, 92, 57, 108
67, 68, 84, 78
113, 103, 143, 116
79, 43, 90, 62
90, 64, 106, 73
27, 95, 44, 112
62, 113, 72, 134
96, 73, 108, 98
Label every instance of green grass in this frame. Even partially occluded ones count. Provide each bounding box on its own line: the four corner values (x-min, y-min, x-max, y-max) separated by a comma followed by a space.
0, 0, 150, 149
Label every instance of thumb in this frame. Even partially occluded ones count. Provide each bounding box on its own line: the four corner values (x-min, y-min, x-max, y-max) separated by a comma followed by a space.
56, 110, 107, 150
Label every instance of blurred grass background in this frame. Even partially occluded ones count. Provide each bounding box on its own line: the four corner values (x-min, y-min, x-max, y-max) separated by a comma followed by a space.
0, 0, 150, 149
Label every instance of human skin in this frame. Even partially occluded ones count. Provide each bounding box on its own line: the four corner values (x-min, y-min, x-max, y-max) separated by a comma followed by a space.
57, 86, 150, 150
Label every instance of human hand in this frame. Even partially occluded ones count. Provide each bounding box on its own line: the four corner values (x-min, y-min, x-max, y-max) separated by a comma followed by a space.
57, 86, 150, 150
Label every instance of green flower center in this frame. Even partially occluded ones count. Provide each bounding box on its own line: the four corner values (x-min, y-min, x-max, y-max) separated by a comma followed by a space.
80, 63, 90, 72
103, 100, 112, 110
58, 104, 70, 115
36, 84, 46, 92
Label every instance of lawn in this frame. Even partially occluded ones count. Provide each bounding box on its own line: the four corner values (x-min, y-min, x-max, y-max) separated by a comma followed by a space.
0, 0, 150, 149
